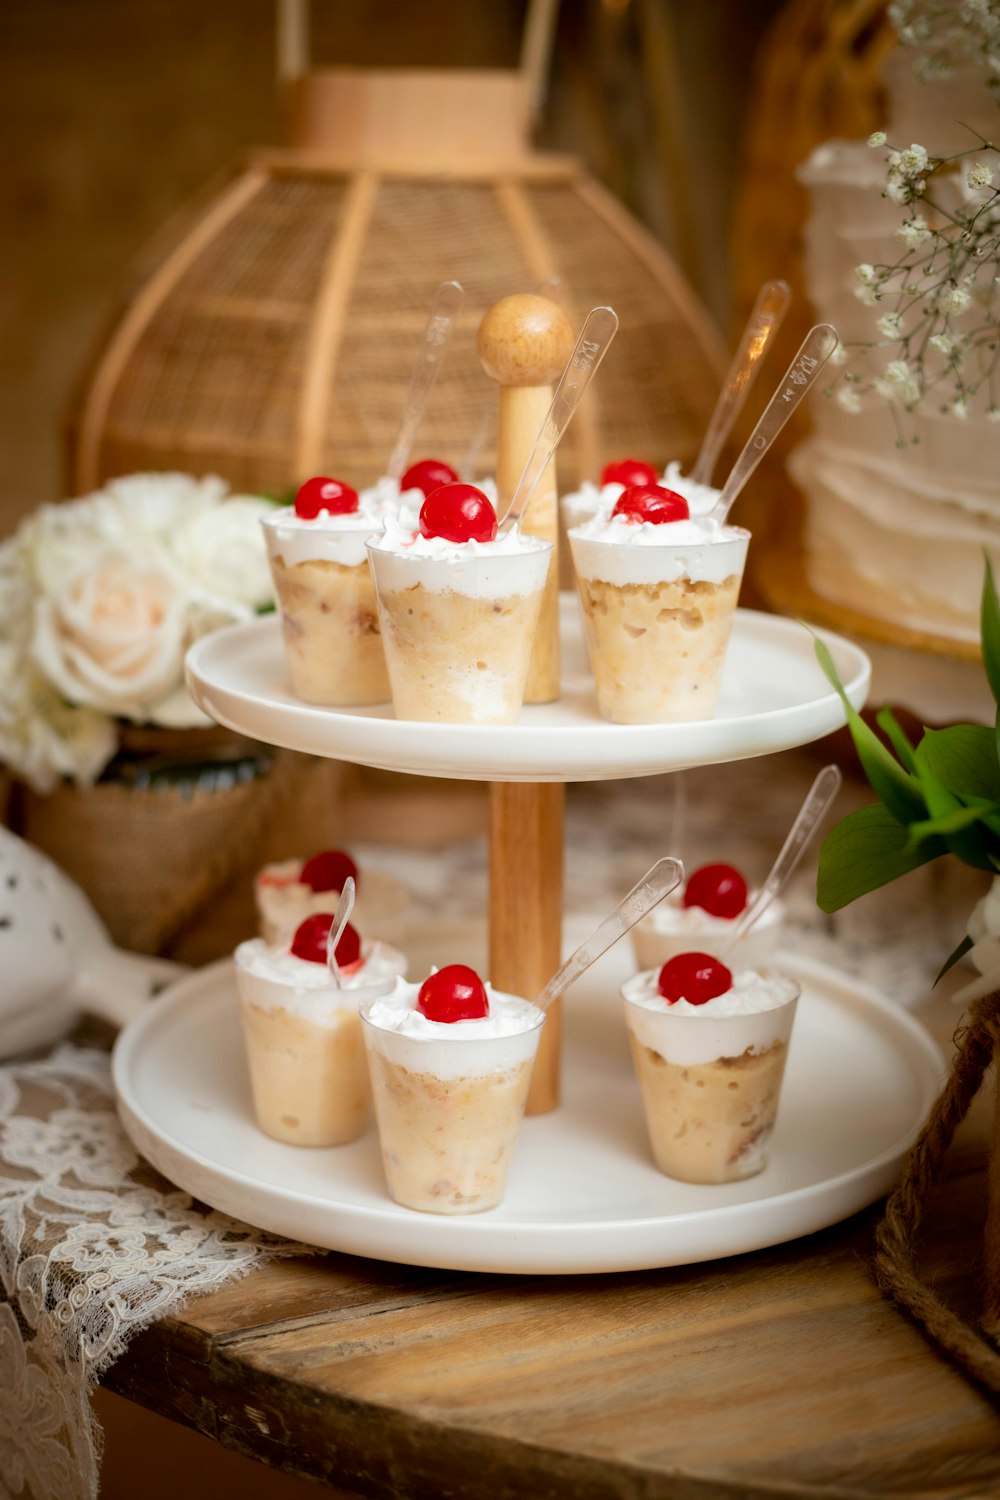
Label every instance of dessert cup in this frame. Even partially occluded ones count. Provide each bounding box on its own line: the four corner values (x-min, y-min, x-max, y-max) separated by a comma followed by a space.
366, 532, 552, 724
621, 966, 799, 1184
569, 517, 749, 723
261, 509, 389, 706
255, 858, 411, 947
630, 893, 785, 972
234, 936, 405, 1147
361, 980, 544, 1214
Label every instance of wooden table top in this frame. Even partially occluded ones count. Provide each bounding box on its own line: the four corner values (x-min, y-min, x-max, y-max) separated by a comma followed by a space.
102, 987, 1000, 1500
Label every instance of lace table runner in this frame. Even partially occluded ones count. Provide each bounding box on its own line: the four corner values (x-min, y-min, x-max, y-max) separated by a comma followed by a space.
0, 1045, 309, 1500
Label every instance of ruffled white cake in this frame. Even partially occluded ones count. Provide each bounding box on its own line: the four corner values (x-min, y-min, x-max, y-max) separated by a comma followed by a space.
790, 51, 1000, 645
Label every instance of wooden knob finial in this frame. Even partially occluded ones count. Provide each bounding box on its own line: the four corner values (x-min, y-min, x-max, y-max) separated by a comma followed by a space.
477, 294, 574, 388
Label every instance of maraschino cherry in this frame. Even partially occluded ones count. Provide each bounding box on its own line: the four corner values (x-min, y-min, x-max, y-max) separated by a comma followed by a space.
290, 913, 362, 968
419, 483, 498, 545
657, 952, 732, 1006
294, 477, 360, 520
601, 458, 659, 488
299, 848, 359, 895
683, 863, 748, 920
416, 964, 489, 1022
611, 484, 689, 525
401, 458, 459, 499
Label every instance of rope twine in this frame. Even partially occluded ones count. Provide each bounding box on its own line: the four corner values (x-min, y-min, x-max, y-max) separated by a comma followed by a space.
872, 993, 1000, 1394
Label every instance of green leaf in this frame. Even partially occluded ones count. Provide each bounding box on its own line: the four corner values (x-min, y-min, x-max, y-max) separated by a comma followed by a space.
906, 801, 1000, 843
876, 707, 918, 773
816, 802, 946, 912
912, 741, 1000, 871
934, 933, 974, 986
813, 634, 926, 824
919, 724, 1000, 800
982, 557, 1000, 707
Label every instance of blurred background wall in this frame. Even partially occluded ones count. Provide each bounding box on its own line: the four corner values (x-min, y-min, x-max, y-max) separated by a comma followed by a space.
0, 0, 783, 529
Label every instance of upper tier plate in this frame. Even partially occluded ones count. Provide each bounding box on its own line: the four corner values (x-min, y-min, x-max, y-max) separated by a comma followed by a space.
185, 598, 870, 783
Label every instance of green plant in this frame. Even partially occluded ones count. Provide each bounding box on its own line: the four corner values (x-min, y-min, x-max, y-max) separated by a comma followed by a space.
815, 559, 1000, 978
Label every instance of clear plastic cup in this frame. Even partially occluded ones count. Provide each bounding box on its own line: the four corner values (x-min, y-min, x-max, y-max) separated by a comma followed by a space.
366, 538, 552, 724
569, 525, 749, 723
234, 939, 404, 1146
360, 997, 544, 1213
621, 967, 799, 1183
261, 510, 389, 706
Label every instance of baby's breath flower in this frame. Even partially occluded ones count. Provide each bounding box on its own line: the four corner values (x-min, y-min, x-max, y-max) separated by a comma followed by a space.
897, 143, 929, 176
854, 283, 880, 306
929, 332, 957, 354
939, 284, 973, 314
868, 131, 888, 148
886, 177, 912, 205
968, 161, 995, 190
836, 386, 863, 413
829, 342, 851, 366
988, 406, 1000, 422
897, 215, 932, 247
951, 396, 970, 419
877, 312, 903, 338
856, 263, 877, 284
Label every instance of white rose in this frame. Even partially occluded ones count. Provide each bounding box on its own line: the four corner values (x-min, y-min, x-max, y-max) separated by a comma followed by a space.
171, 495, 275, 618
30, 545, 188, 720
0, 646, 116, 793
101, 471, 229, 537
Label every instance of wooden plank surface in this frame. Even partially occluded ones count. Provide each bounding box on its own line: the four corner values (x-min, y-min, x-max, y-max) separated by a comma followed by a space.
102, 990, 1000, 1500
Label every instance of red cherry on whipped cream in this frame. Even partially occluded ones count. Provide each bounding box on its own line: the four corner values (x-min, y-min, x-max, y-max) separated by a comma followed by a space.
657, 952, 733, 1006
294, 477, 360, 520
419, 483, 498, 545
401, 458, 459, 499
611, 484, 690, 526
299, 848, 359, 895
683, 863, 748, 920
601, 458, 659, 488
416, 964, 489, 1022
290, 913, 362, 968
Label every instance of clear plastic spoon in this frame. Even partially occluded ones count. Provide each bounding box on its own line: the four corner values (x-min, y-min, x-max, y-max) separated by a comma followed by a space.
690, 278, 791, 486
534, 856, 684, 1012
325, 875, 357, 987
386, 279, 465, 482
498, 304, 619, 534
710, 322, 839, 524
721, 765, 842, 959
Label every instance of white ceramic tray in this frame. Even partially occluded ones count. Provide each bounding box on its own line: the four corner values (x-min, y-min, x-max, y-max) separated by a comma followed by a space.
113, 935, 941, 1276
185, 599, 870, 783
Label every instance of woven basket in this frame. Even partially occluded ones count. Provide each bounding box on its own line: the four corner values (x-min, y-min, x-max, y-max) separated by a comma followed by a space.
15, 744, 346, 964
67, 0, 726, 498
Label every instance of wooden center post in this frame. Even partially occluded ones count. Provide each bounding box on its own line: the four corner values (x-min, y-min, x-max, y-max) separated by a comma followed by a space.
479, 294, 574, 1114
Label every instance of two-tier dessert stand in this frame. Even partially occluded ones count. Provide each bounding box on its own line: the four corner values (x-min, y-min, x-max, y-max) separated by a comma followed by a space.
112, 597, 944, 1274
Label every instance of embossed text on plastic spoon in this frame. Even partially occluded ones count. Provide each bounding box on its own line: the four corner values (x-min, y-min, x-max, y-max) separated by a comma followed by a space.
711, 323, 838, 524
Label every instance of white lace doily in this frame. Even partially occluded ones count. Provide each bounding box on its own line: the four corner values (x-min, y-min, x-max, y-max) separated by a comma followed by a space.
0, 1045, 310, 1500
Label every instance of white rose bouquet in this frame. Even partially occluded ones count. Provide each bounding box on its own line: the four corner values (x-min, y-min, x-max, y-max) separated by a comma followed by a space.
0, 472, 277, 793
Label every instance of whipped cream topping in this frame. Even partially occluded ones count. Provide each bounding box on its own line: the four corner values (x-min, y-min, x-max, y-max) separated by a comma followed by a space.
261, 506, 386, 569
642, 890, 783, 936
622, 965, 799, 1065
368, 512, 552, 599
235, 936, 406, 1021
361, 976, 544, 1078
560, 480, 625, 528
569, 511, 749, 587
361, 475, 498, 513
660, 461, 721, 518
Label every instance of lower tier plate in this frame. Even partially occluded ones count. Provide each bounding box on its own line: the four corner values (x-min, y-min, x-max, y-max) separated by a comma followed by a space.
112, 934, 942, 1276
